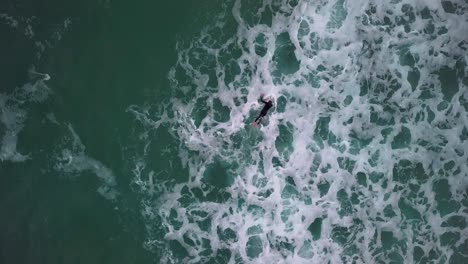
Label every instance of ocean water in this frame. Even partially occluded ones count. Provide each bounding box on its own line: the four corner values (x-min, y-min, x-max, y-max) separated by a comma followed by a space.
1, 0, 468, 263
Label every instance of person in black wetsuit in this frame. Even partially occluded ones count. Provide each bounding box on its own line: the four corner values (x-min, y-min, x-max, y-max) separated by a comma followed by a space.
253, 95, 273, 126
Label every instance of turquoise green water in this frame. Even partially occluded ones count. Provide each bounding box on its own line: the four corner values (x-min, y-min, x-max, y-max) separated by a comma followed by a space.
1, 0, 468, 263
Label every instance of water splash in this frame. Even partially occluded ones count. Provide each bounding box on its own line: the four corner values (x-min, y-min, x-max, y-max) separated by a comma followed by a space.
130, 0, 468, 262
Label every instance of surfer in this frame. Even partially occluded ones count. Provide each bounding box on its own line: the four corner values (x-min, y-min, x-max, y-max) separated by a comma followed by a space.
253, 94, 273, 126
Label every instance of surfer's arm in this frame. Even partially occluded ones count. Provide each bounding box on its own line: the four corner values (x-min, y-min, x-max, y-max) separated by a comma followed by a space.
260, 97, 268, 104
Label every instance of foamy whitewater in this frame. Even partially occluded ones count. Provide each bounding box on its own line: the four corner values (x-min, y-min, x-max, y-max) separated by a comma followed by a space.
2, 0, 466, 263
128, 0, 468, 263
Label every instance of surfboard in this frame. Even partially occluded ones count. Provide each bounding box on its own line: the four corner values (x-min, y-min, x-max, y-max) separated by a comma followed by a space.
262, 95, 275, 104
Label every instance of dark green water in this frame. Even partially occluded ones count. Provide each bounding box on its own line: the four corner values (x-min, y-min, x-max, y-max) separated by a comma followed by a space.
0, 0, 212, 263
1, 0, 468, 263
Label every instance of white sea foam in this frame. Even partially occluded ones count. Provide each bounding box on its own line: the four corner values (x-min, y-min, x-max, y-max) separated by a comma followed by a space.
0, 13, 19, 28
54, 124, 119, 200
0, 76, 51, 162
1, 12, 73, 61
132, 0, 468, 262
